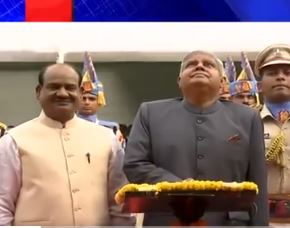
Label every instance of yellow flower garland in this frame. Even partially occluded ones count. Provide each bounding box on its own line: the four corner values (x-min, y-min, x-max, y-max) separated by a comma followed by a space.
265, 116, 290, 167
266, 130, 286, 166
115, 180, 258, 205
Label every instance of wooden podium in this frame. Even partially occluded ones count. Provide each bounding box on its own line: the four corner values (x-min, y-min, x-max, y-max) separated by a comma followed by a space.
123, 190, 257, 225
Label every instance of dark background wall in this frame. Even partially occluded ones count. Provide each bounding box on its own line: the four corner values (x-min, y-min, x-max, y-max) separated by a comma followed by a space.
0, 60, 258, 127
0, 62, 181, 126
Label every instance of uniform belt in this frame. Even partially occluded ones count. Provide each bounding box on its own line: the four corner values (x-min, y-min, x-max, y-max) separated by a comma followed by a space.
269, 194, 290, 201
269, 198, 290, 223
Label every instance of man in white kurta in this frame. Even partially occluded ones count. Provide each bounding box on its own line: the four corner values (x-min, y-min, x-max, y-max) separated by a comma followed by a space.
0, 63, 134, 226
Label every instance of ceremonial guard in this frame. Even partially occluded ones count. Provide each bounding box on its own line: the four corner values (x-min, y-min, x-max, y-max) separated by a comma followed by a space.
255, 44, 290, 225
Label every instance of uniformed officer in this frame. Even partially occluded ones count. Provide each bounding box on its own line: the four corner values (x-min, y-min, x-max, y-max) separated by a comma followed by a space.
255, 43, 290, 225
78, 52, 125, 147
226, 52, 261, 110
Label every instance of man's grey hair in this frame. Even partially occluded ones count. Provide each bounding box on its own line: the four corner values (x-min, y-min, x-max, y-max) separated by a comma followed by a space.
179, 50, 224, 76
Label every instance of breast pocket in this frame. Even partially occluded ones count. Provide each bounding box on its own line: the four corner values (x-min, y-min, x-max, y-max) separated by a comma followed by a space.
226, 141, 248, 163
88, 149, 110, 186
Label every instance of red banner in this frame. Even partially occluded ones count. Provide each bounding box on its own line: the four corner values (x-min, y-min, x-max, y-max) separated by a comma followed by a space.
26, 0, 72, 22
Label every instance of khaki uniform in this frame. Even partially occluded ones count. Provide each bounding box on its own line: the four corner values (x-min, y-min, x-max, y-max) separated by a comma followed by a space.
261, 105, 290, 194
256, 44, 290, 224
261, 105, 290, 225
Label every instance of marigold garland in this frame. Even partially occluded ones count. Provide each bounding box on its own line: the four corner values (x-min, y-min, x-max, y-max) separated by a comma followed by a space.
115, 180, 258, 205
266, 130, 286, 166
265, 115, 290, 167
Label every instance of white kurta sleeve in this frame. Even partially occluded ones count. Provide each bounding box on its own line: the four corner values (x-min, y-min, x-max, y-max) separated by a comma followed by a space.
0, 134, 21, 225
